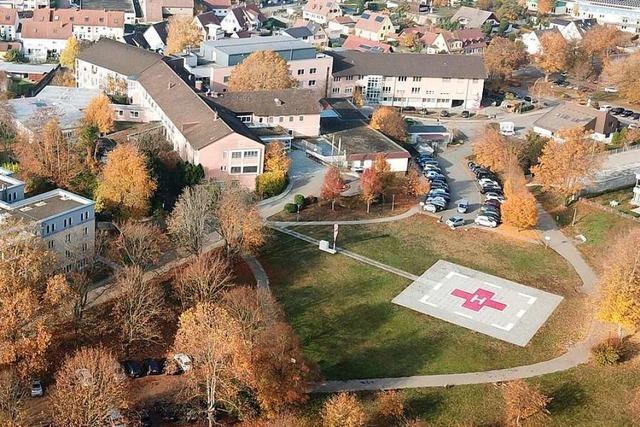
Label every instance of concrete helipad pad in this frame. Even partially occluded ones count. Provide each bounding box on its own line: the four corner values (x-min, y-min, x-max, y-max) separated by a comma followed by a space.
392, 260, 563, 346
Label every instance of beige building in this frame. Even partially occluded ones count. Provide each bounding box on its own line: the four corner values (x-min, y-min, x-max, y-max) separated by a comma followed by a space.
328, 50, 486, 110
354, 11, 395, 41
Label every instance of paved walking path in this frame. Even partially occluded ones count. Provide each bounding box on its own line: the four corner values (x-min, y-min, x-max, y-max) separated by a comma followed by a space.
256, 203, 605, 393
268, 205, 421, 228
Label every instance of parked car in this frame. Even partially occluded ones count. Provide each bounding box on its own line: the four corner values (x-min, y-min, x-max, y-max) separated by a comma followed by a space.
483, 199, 502, 209
122, 361, 145, 378
446, 216, 465, 228
457, 200, 469, 213
478, 178, 500, 187
523, 96, 537, 104
475, 215, 498, 228
485, 192, 505, 203
440, 110, 450, 117
467, 161, 478, 170
461, 110, 470, 118
611, 107, 625, 115
633, 113, 640, 121
173, 354, 192, 373
621, 110, 634, 117
31, 379, 44, 397
600, 104, 612, 112
604, 86, 619, 93
144, 359, 164, 376
480, 185, 502, 195
422, 200, 447, 212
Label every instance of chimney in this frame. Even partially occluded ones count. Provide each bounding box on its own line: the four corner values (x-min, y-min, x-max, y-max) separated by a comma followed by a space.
168, 81, 176, 90
274, 97, 283, 106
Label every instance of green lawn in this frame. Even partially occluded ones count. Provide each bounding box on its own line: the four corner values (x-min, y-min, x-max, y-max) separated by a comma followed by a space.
260, 216, 588, 381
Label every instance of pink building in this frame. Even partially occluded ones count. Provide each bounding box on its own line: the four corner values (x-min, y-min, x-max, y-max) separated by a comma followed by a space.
199, 36, 333, 97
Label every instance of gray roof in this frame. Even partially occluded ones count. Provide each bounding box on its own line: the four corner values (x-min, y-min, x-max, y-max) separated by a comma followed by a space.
328, 50, 487, 79
80, 0, 135, 13
0, 62, 57, 74
150, 21, 168, 43
77, 38, 162, 77
211, 88, 322, 116
321, 118, 410, 160
533, 102, 619, 135
283, 26, 313, 39
196, 11, 221, 26
584, 0, 640, 8
451, 6, 497, 28
201, 35, 310, 56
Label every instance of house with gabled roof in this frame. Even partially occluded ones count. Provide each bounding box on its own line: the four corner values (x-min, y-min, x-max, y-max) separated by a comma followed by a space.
0, 9, 18, 40
354, 11, 395, 41
219, 4, 265, 34
193, 11, 223, 41
451, 6, 498, 29
342, 34, 392, 52
303, 0, 342, 25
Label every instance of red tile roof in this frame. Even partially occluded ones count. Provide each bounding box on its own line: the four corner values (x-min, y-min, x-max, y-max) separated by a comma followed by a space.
0, 9, 17, 26
342, 34, 391, 52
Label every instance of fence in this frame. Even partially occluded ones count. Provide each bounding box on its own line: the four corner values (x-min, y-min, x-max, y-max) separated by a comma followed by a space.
605, 144, 640, 155
580, 198, 640, 223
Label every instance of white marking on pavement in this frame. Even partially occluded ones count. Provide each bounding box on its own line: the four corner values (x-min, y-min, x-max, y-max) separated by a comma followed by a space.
518, 292, 537, 304
483, 281, 502, 289
516, 309, 527, 318
491, 322, 515, 331
454, 311, 473, 319
434, 282, 443, 290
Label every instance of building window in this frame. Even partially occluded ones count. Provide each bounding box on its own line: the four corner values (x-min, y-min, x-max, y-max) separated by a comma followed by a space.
411, 87, 420, 94
346, 76, 354, 81
244, 150, 259, 158
309, 80, 316, 86
65, 234, 71, 243
242, 165, 258, 173
230, 166, 242, 174
297, 69, 304, 75
64, 219, 67, 227
310, 67, 317, 74
382, 86, 391, 93
48, 240, 54, 249
299, 116, 304, 121
333, 76, 341, 82
82, 243, 88, 251
117, 110, 123, 116
345, 88, 352, 94
223, 75, 230, 83
220, 165, 227, 171
131, 111, 139, 118
84, 227, 88, 235
65, 250, 71, 259
398, 76, 407, 82
413, 77, 422, 82
231, 151, 242, 159
289, 116, 294, 122
279, 116, 284, 122
332, 87, 340, 94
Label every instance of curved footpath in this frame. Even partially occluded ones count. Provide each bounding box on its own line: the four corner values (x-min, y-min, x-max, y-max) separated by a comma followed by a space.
253, 199, 606, 393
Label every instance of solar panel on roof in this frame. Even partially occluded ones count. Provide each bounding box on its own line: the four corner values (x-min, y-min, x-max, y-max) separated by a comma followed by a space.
361, 12, 370, 18
375, 16, 384, 22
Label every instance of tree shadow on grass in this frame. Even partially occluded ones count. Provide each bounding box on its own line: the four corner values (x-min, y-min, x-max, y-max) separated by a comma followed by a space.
548, 381, 587, 415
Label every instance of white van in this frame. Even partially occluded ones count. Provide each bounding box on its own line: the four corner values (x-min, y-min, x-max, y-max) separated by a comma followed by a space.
499, 122, 515, 136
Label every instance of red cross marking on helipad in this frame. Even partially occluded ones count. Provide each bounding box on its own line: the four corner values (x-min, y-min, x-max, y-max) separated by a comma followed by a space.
451, 288, 507, 312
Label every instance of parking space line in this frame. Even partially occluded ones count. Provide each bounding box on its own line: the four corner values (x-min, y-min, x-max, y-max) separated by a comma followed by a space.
516, 309, 527, 318
433, 282, 443, 291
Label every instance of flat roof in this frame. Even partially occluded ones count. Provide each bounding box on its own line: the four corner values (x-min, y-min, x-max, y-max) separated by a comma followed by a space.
321, 117, 409, 159
80, 0, 135, 13
202, 35, 311, 55
5, 86, 101, 131
0, 62, 58, 74
408, 124, 449, 134
0, 190, 94, 222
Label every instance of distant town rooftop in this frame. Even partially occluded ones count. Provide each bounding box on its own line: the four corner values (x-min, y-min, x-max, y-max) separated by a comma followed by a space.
201, 35, 312, 56
0, 62, 58, 74
79, 0, 136, 14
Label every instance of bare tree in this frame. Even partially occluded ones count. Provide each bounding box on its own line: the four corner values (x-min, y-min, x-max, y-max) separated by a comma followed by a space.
112, 266, 164, 350
0, 369, 26, 427
168, 182, 220, 255
174, 252, 233, 309
50, 347, 128, 426
110, 220, 169, 268
214, 185, 265, 258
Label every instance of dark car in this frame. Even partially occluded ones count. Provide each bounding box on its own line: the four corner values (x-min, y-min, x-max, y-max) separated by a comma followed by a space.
122, 361, 145, 378
621, 110, 634, 117
461, 110, 470, 118
484, 199, 502, 209
440, 110, 450, 117
633, 113, 640, 120
143, 358, 165, 376
611, 107, 625, 115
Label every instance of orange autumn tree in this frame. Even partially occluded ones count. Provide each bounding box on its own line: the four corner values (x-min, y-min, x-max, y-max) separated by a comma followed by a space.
321, 393, 367, 427
501, 189, 538, 230
320, 166, 345, 210
404, 167, 430, 196
503, 380, 551, 426
264, 141, 291, 177
214, 184, 265, 258
228, 51, 297, 91
370, 107, 407, 142
95, 143, 156, 219
83, 93, 115, 135
361, 167, 382, 213
581, 25, 622, 61
537, 31, 571, 80
165, 15, 202, 55
537, 0, 554, 15
601, 51, 640, 104
472, 126, 522, 174
532, 127, 601, 198
484, 37, 528, 79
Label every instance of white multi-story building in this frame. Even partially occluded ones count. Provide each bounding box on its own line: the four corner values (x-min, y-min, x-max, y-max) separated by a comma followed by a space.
565, 0, 640, 33
0, 168, 95, 272
0, 9, 18, 40
327, 50, 487, 110
20, 8, 125, 61
0, 0, 48, 11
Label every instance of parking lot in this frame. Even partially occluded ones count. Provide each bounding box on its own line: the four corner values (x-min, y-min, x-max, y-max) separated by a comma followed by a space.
392, 260, 564, 346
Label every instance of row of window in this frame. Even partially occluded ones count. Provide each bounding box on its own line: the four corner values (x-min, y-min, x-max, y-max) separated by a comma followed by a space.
331, 87, 353, 94
297, 68, 317, 75
45, 212, 91, 235
48, 232, 89, 250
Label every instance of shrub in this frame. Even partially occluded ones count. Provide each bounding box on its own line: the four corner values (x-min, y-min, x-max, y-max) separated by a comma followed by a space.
305, 195, 318, 205
294, 194, 306, 207
591, 337, 624, 366
256, 171, 287, 198
284, 203, 298, 214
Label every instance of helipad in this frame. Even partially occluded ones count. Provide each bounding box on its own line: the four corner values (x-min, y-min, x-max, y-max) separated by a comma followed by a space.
392, 260, 563, 346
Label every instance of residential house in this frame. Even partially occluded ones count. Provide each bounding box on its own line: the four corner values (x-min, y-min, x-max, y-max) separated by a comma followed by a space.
328, 15, 356, 36
76, 38, 266, 189
342, 34, 392, 52
198, 36, 334, 96
532, 102, 619, 141
521, 28, 561, 54
219, 5, 265, 34
302, 0, 342, 25
201, 0, 233, 16
450, 6, 498, 29
0, 61, 56, 82
74, 0, 137, 25
193, 11, 223, 41
0, 41, 22, 59
143, 21, 168, 51
4, 86, 101, 138
0, 167, 96, 272
547, 17, 597, 40
141, 0, 194, 23
0, 9, 18, 41
328, 50, 486, 110
20, 8, 125, 61
565, 0, 640, 33
417, 28, 486, 54
526, 0, 568, 14
211, 88, 322, 137
354, 11, 395, 41
283, 20, 328, 48
0, 0, 48, 11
